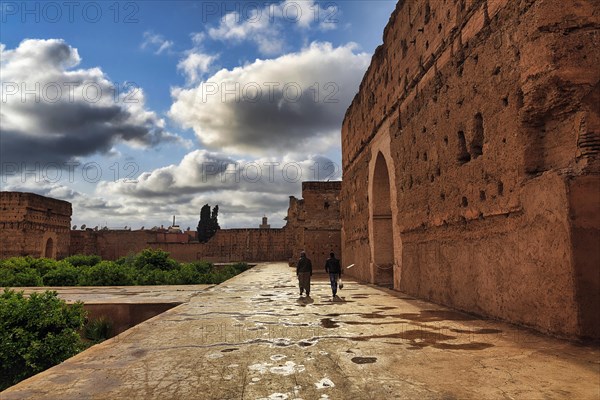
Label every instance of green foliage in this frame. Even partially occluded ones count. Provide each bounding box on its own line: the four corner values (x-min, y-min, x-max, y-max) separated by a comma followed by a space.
80, 261, 134, 286
83, 317, 113, 343
133, 249, 179, 271
12, 268, 43, 287
43, 263, 81, 286
62, 255, 101, 267
0, 251, 251, 287
0, 289, 86, 390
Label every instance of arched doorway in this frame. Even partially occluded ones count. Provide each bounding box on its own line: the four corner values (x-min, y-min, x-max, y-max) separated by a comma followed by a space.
44, 238, 54, 258
371, 152, 395, 286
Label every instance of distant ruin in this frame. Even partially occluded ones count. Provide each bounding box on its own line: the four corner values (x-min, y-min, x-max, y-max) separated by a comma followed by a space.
0, 181, 341, 270
341, 0, 599, 339
0, 192, 72, 259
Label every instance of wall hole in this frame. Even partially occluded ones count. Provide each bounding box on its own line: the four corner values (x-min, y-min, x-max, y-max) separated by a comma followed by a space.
470, 113, 484, 158
457, 131, 471, 164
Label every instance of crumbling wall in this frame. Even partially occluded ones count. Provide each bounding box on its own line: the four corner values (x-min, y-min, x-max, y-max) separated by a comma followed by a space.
68, 181, 343, 267
341, 0, 599, 338
155, 228, 291, 263
0, 192, 71, 259
286, 182, 342, 270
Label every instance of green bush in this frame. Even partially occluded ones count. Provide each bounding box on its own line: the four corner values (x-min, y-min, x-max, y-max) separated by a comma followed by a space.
43, 263, 81, 286
0, 268, 15, 287
133, 249, 180, 271
80, 261, 134, 286
0, 251, 251, 287
12, 268, 43, 287
0, 289, 86, 390
83, 317, 113, 343
62, 255, 101, 267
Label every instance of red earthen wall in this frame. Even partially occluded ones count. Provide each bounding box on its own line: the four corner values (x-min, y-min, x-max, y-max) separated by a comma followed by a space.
341, 0, 599, 338
67, 182, 342, 268
0, 192, 72, 259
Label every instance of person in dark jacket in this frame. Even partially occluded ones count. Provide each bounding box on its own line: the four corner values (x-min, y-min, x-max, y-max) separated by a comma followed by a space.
325, 252, 342, 297
296, 251, 313, 297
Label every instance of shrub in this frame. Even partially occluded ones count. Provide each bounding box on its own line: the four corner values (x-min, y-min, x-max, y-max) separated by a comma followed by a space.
0, 253, 252, 287
11, 268, 43, 287
187, 261, 213, 275
133, 249, 180, 271
43, 263, 81, 286
80, 261, 134, 286
0, 289, 85, 390
0, 268, 15, 287
62, 255, 101, 268
136, 269, 174, 285
83, 317, 113, 343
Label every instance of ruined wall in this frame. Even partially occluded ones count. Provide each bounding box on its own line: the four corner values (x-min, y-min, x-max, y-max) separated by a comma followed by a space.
69, 182, 342, 266
70, 227, 292, 262
341, 0, 599, 338
286, 182, 342, 271
155, 229, 291, 263
0, 192, 72, 259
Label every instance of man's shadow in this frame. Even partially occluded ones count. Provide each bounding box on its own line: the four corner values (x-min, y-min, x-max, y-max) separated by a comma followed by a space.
331, 295, 349, 303
297, 296, 315, 305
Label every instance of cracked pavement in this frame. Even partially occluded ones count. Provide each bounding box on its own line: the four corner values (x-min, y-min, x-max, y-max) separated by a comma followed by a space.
2, 263, 599, 399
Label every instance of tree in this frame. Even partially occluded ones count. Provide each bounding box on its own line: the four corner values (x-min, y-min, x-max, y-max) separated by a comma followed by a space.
197, 204, 220, 243
0, 290, 86, 390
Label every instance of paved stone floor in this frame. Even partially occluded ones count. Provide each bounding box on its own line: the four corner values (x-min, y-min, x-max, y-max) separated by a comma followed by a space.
2, 263, 599, 399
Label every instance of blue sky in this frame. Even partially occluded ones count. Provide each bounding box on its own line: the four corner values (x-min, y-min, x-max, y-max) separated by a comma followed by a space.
0, 1, 396, 229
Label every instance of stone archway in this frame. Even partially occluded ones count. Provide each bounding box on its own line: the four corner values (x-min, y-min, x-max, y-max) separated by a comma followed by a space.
41, 232, 58, 259
44, 238, 54, 258
370, 152, 395, 286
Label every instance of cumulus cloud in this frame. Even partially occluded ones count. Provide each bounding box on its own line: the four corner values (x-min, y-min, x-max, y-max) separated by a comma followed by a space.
0, 39, 183, 166
169, 41, 369, 156
95, 149, 341, 228
177, 32, 218, 84
141, 31, 174, 55
208, 0, 339, 55
99, 150, 339, 197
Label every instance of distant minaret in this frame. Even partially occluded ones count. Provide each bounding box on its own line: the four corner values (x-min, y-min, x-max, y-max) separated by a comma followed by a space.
259, 216, 270, 229
168, 215, 181, 233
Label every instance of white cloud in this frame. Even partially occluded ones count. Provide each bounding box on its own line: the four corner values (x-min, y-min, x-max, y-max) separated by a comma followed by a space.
141, 31, 174, 55
208, 0, 339, 55
0, 39, 183, 166
177, 33, 219, 84
169, 41, 369, 156
95, 149, 341, 228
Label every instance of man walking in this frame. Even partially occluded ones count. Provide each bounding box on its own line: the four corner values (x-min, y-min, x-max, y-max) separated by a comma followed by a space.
325, 252, 342, 297
296, 251, 313, 297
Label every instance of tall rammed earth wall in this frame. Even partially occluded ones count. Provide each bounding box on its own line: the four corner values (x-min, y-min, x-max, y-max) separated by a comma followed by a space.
341, 0, 599, 338
0, 192, 72, 259
70, 228, 292, 263
69, 181, 342, 268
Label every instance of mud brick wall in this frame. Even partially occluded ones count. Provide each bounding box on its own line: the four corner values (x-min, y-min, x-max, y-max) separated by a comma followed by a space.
341, 0, 599, 338
68, 181, 342, 267
286, 181, 342, 271
0, 192, 72, 259
156, 228, 291, 263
